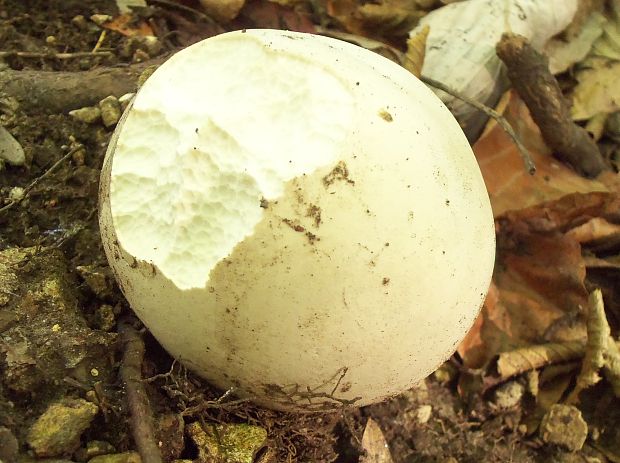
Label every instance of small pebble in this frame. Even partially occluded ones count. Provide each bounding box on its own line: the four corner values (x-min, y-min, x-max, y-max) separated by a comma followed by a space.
416, 404, 432, 424
89, 452, 141, 463
72, 15, 88, 30
75, 440, 116, 460
27, 398, 100, 457
492, 381, 525, 409
0, 126, 26, 166
69, 106, 101, 124
8, 186, 25, 202
90, 14, 112, 26
99, 96, 122, 128
539, 404, 588, 451
118, 93, 135, 111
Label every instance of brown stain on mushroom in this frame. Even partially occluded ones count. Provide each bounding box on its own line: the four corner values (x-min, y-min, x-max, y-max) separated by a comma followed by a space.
322, 161, 355, 187
378, 108, 393, 122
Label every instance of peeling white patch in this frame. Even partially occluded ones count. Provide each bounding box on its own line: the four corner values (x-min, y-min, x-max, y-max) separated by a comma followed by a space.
110, 33, 355, 289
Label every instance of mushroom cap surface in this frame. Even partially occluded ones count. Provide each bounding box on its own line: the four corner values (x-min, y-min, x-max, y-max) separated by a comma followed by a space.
99, 29, 495, 411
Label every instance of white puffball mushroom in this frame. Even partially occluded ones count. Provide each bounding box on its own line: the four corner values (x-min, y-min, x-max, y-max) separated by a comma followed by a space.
99, 29, 495, 411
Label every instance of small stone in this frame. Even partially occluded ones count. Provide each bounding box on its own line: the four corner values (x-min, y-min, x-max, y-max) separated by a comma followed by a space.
8, 186, 25, 202
76, 265, 114, 300
492, 381, 525, 409
99, 96, 122, 128
187, 421, 267, 463
27, 398, 100, 457
89, 452, 141, 463
416, 405, 432, 424
90, 14, 112, 26
118, 93, 135, 111
72, 15, 88, 30
69, 107, 101, 124
95, 304, 116, 331
75, 440, 116, 460
540, 404, 588, 452
0, 426, 19, 463
46, 35, 57, 44
0, 126, 25, 166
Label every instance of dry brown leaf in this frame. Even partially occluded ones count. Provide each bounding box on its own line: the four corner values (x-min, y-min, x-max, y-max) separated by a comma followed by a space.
496, 341, 585, 380
565, 217, 620, 243
199, 0, 245, 22
458, 193, 620, 369
361, 418, 394, 463
571, 58, 620, 120
474, 92, 609, 218
327, 0, 422, 37
102, 13, 154, 36
239, 0, 316, 33
403, 24, 429, 77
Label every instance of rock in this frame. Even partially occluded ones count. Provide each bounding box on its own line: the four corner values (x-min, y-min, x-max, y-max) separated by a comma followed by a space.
99, 96, 121, 128
76, 265, 115, 300
118, 93, 135, 112
0, 126, 25, 166
187, 421, 267, 463
27, 398, 99, 457
540, 404, 588, 451
0, 426, 19, 463
0, 247, 116, 395
69, 107, 102, 124
75, 440, 116, 461
7, 186, 25, 202
492, 381, 525, 409
416, 405, 432, 424
88, 452, 141, 463
94, 304, 116, 331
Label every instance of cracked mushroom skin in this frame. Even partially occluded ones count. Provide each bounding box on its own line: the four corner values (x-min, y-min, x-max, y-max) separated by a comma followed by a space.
99, 29, 495, 411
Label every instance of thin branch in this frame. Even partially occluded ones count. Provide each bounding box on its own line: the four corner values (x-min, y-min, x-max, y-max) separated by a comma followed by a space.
0, 51, 113, 60
118, 317, 163, 463
0, 145, 81, 216
421, 75, 536, 175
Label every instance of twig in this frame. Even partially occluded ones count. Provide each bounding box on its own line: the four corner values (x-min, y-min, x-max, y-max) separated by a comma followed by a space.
92, 30, 108, 53
496, 33, 608, 178
0, 145, 81, 216
421, 75, 536, 175
118, 317, 163, 463
0, 50, 113, 60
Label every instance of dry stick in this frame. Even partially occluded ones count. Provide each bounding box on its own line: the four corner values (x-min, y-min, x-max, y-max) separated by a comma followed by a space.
118, 317, 163, 463
421, 76, 536, 175
0, 145, 81, 216
0, 51, 114, 60
496, 33, 608, 178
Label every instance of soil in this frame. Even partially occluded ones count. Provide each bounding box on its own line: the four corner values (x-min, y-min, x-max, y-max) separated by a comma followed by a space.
0, 1, 617, 463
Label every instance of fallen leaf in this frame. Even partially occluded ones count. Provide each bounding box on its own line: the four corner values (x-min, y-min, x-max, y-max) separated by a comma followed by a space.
199, 0, 245, 22
571, 58, 620, 120
361, 418, 394, 463
327, 0, 423, 38
403, 24, 429, 77
458, 193, 620, 369
546, 11, 605, 74
237, 0, 316, 33
474, 91, 609, 217
103, 13, 154, 37
496, 341, 585, 380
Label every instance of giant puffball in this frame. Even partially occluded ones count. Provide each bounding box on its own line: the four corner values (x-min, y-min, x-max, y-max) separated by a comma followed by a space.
99, 29, 495, 411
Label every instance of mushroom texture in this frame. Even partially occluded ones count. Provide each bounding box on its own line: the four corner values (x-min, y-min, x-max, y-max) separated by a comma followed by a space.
99, 29, 495, 411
